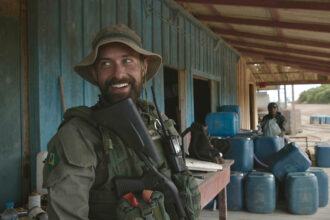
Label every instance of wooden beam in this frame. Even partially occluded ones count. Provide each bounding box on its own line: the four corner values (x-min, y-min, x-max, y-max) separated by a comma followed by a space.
226, 39, 330, 59
259, 80, 330, 86
214, 28, 330, 49
195, 14, 330, 33
264, 58, 330, 76
237, 48, 330, 69
176, 0, 330, 11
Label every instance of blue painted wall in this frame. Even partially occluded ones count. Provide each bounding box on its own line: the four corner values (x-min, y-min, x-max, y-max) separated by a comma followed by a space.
27, 0, 239, 189
0, 14, 23, 210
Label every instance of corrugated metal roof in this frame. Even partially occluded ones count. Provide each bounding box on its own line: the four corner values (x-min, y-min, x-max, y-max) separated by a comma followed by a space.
175, 0, 330, 86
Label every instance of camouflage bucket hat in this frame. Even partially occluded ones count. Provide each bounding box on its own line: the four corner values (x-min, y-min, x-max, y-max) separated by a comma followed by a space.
74, 24, 162, 85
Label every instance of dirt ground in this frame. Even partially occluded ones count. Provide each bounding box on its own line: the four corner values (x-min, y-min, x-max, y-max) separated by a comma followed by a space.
287, 104, 330, 161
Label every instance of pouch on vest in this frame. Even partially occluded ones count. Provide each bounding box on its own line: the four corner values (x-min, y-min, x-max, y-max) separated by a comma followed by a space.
172, 171, 201, 220
116, 191, 170, 220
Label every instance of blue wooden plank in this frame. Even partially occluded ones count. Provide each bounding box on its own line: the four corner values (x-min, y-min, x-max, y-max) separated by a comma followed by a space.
200, 31, 204, 72
28, 0, 41, 193
83, 0, 101, 107
101, 0, 116, 28
184, 19, 190, 72
38, 0, 61, 150
61, 0, 84, 110
195, 28, 200, 70
151, 0, 164, 111
170, 10, 178, 67
190, 24, 196, 70
162, 3, 170, 65
130, 0, 142, 37
178, 15, 184, 69
142, 0, 152, 51
0, 14, 22, 210
117, 0, 128, 26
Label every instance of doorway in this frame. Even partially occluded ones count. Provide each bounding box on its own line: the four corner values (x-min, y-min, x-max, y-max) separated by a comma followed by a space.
193, 78, 211, 125
164, 67, 180, 131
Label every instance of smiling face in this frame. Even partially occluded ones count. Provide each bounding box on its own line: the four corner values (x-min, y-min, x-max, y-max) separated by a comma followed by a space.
90, 43, 148, 104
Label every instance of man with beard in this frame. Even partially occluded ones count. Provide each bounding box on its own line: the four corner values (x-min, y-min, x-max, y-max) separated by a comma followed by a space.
43, 24, 200, 220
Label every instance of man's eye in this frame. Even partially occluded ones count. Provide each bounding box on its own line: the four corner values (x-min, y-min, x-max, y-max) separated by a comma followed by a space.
102, 61, 111, 66
123, 58, 133, 63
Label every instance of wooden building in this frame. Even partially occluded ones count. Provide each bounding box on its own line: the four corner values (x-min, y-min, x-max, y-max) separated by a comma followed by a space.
1, 0, 252, 208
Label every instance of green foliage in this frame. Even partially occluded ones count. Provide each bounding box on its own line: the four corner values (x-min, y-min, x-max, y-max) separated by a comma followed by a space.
298, 85, 330, 104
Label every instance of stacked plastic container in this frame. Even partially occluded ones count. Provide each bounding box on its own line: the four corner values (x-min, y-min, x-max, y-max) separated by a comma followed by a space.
307, 167, 329, 207
245, 171, 276, 213
254, 136, 285, 169
224, 137, 254, 172
269, 142, 311, 181
227, 171, 245, 211
218, 105, 241, 129
315, 142, 330, 167
285, 172, 319, 214
205, 112, 239, 137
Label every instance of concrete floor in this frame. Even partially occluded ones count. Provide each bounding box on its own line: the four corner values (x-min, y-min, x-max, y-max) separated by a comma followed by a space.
200, 167, 330, 220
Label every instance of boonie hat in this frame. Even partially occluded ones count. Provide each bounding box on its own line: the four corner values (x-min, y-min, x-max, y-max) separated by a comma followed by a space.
74, 24, 162, 85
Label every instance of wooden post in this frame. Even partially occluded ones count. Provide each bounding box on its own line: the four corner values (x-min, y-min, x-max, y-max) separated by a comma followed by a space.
59, 76, 66, 113
292, 84, 296, 134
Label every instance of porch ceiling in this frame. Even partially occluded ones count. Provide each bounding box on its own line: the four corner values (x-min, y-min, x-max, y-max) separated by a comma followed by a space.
175, 0, 330, 86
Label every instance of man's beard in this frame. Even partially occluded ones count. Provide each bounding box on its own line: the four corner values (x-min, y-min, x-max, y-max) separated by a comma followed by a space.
100, 76, 143, 105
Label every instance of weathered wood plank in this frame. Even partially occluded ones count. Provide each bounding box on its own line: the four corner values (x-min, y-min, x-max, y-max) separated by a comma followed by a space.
151, 0, 164, 111
101, 0, 116, 28
0, 13, 22, 210
117, 0, 128, 25
83, 0, 100, 106
61, 0, 84, 110
38, 0, 61, 149
162, 3, 170, 65
170, 9, 178, 67
130, 0, 142, 36
178, 15, 184, 69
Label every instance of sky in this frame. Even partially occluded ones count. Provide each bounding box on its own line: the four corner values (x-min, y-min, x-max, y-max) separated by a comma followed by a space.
265, 84, 321, 102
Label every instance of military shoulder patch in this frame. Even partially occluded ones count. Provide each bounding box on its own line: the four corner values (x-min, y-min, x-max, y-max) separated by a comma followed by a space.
47, 147, 59, 171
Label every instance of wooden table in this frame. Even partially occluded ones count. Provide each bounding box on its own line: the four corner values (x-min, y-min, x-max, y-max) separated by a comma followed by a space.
198, 160, 234, 220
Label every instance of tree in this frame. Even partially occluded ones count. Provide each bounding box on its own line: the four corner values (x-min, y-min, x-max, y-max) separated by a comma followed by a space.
298, 85, 330, 104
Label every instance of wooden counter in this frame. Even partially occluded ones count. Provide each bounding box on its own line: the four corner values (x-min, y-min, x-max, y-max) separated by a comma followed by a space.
198, 160, 234, 220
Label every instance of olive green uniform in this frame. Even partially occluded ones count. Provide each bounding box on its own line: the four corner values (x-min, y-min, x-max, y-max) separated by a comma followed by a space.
43, 98, 200, 220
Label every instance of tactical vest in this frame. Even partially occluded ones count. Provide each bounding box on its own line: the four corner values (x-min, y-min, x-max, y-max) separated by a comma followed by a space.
61, 99, 200, 220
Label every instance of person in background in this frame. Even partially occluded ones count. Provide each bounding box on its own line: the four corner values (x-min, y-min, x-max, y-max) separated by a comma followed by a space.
260, 102, 286, 137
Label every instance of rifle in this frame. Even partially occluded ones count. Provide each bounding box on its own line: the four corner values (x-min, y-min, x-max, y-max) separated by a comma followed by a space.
92, 98, 186, 220
151, 87, 187, 173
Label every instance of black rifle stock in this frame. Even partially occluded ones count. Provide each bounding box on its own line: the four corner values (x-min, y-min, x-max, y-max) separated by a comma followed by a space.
92, 98, 186, 220
92, 98, 161, 164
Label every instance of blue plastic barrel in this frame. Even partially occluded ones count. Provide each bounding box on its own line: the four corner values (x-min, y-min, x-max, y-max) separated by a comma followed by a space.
206, 112, 238, 136
310, 115, 319, 124
307, 167, 329, 207
219, 105, 241, 128
254, 136, 285, 169
224, 137, 254, 172
325, 116, 330, 124
315, 142, 330, 167
269, 142, 311, 181
285, 172, 318, 214
227, 171, 245, 211
319, 115, 326, 124
245, 171, 276, 213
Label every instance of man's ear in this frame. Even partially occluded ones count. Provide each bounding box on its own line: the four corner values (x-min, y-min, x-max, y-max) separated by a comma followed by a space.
88, 65, 97, 81
143, 58, 149, 77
